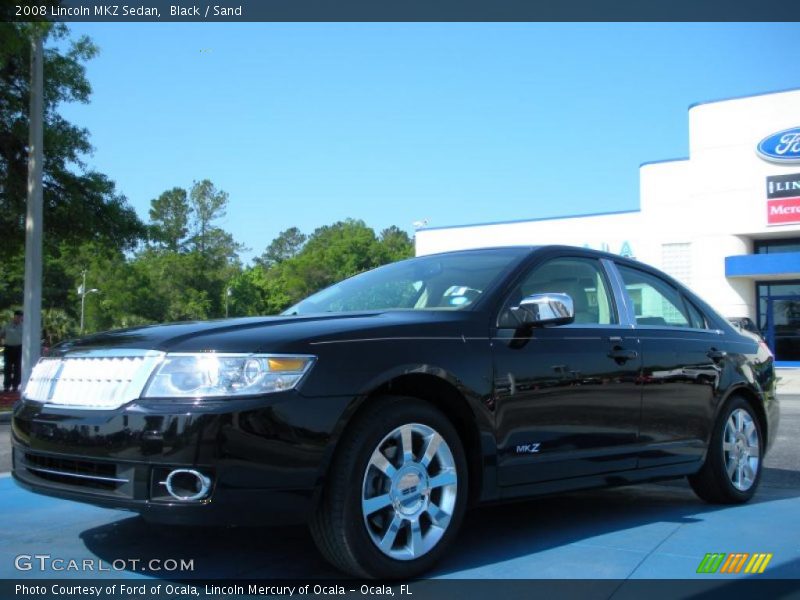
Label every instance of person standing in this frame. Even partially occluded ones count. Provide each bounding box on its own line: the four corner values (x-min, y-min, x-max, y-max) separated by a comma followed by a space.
1, 310, 23, 393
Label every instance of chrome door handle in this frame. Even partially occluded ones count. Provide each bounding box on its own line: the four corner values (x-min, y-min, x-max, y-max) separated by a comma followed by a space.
707, 348, 728, 361
608, 348, 638, 362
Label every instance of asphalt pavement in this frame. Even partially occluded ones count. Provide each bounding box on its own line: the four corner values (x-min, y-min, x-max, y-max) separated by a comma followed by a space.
0, 396, 798, 580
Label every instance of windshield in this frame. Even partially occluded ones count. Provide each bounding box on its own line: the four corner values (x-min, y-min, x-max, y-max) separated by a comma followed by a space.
283, 248, 528, 315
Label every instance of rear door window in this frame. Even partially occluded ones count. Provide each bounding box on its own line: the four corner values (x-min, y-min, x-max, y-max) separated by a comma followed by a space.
616, 264, 691, 328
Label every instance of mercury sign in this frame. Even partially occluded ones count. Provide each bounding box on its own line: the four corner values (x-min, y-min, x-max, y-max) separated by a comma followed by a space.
757, 127, 800, 163
766, 173, 800, 226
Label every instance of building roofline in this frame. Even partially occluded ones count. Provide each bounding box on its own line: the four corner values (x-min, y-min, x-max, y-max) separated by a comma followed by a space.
417, 208, 641, 233
688, 86, 800, 111
639, 157, 690, 168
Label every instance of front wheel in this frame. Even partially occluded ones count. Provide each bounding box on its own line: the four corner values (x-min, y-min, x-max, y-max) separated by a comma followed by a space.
310, 396, 468, 579
689, 396, 763, 504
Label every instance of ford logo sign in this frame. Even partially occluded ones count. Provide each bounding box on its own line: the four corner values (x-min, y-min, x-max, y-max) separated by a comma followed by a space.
757, 127, 800, 163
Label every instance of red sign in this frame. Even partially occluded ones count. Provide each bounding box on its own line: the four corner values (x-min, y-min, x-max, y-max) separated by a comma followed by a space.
767, 196, 800, 225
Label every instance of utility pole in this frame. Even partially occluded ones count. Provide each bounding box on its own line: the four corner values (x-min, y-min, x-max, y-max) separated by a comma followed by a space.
225, 287, 232, 318
21, 31, 44, 389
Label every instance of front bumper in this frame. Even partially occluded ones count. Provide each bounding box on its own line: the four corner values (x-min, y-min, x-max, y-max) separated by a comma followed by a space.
11, 392, 352, 526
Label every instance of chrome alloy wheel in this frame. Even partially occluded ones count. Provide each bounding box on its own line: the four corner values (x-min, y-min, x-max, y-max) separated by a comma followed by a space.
723, 408, 761, 491
361, 423, 457, 561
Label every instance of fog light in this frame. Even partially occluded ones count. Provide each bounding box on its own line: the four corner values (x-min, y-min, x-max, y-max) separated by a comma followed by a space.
162, 469, 211, 501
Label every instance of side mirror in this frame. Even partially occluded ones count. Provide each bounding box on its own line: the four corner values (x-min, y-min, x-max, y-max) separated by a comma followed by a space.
511, 293, 575, 327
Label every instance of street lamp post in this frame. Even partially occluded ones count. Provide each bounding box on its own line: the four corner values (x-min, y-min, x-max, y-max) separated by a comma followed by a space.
225, 287, 232, 318
79, 270, 99, 335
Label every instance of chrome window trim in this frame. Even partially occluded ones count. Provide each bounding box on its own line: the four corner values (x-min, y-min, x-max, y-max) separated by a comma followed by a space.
631, 325, 724, 334
600, 258, 637, 328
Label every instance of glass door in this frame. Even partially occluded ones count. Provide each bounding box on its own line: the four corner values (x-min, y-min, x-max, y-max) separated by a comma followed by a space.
766, 294, 800, 363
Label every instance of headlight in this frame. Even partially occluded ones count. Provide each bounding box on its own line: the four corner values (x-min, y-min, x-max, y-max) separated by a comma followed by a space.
141, 353, 316, 399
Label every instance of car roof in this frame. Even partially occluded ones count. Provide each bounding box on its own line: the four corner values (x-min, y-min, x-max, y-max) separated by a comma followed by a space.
418, 245, 733, 331
421, 244, 629, 262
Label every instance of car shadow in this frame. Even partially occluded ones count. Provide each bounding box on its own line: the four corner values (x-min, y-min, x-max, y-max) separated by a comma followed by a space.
79, 517, 342, 579
433, 477, 797, 577
78, 476, 799, 580
759, 466, 800, 490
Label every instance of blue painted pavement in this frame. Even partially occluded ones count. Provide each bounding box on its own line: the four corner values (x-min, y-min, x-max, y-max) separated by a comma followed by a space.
1, 476, 798, 580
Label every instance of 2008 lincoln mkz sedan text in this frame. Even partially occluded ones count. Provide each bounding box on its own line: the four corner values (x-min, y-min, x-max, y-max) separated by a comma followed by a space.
12, 246, 779, 578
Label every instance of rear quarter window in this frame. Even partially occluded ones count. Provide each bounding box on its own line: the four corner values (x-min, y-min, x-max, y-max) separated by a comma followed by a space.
684, 298, 709, 329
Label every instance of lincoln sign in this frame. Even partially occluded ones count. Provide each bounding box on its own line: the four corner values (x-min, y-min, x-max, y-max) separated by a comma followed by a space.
767, 173, 800, 226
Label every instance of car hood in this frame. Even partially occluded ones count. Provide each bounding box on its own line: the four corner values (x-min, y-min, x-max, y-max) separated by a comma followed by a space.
52, 311, 480, 356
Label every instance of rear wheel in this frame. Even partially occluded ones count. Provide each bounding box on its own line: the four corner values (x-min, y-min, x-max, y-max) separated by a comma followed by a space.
689, 396, 763, 504
310, 396, 467, 579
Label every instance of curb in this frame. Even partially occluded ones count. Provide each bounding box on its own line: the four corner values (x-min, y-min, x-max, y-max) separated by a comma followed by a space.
777, 381, 800, 396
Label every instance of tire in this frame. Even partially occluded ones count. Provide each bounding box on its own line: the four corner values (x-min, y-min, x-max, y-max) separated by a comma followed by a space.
688, 396, 763, 504
309, 395, 468, 579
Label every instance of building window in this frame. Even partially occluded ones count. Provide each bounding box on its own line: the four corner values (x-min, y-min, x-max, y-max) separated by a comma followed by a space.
757, 280, 800, 363
753, 238, 800, 255
661, 243, 692, 286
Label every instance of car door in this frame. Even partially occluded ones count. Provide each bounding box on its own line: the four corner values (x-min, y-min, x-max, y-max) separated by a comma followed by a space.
614, 263, 719, 468
492, 255, 643, 487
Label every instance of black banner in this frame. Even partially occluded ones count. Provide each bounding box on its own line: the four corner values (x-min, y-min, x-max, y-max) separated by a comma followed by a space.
767, 173, 800, 200
4, 0, 800, 22
3, 579, 800, 600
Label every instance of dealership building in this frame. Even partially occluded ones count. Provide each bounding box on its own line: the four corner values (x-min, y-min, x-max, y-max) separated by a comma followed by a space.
415, 88, 800, 366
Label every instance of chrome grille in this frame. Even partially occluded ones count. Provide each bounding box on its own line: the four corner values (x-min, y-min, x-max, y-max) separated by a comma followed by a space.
24, 357, 62, 401
16, 451, 136, 497
24, 453, 126, 490
24, 350, 164, 409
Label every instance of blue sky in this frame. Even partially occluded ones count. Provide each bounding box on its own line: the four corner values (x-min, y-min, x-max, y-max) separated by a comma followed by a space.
58, 23, 800, 262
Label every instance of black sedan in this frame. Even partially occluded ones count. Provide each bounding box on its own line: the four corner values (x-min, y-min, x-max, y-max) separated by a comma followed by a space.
12, 245, 779, 578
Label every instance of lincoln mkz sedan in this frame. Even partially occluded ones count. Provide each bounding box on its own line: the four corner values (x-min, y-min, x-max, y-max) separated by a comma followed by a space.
12, 246, 778, 578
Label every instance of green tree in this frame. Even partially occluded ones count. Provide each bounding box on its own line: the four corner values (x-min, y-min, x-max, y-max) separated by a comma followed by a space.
228, 267, 272, 316
377, 226, 414, 262
189, 179, 228, 257
300, 219, 383, 284
128, 180, 243, 322
42, 308, 77, 348
0, 23, 145, 313
149, 187, 190, 251
50, 241, 139, 335
255, 227, 306, 268
131, 249, 212, 322
239, 219, 413, 315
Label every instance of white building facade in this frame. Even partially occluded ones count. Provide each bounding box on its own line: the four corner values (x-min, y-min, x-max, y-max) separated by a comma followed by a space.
415, 88, 800, 366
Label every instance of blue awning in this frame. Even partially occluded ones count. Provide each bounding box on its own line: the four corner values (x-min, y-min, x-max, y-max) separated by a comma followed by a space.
725, 252, 800, 278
